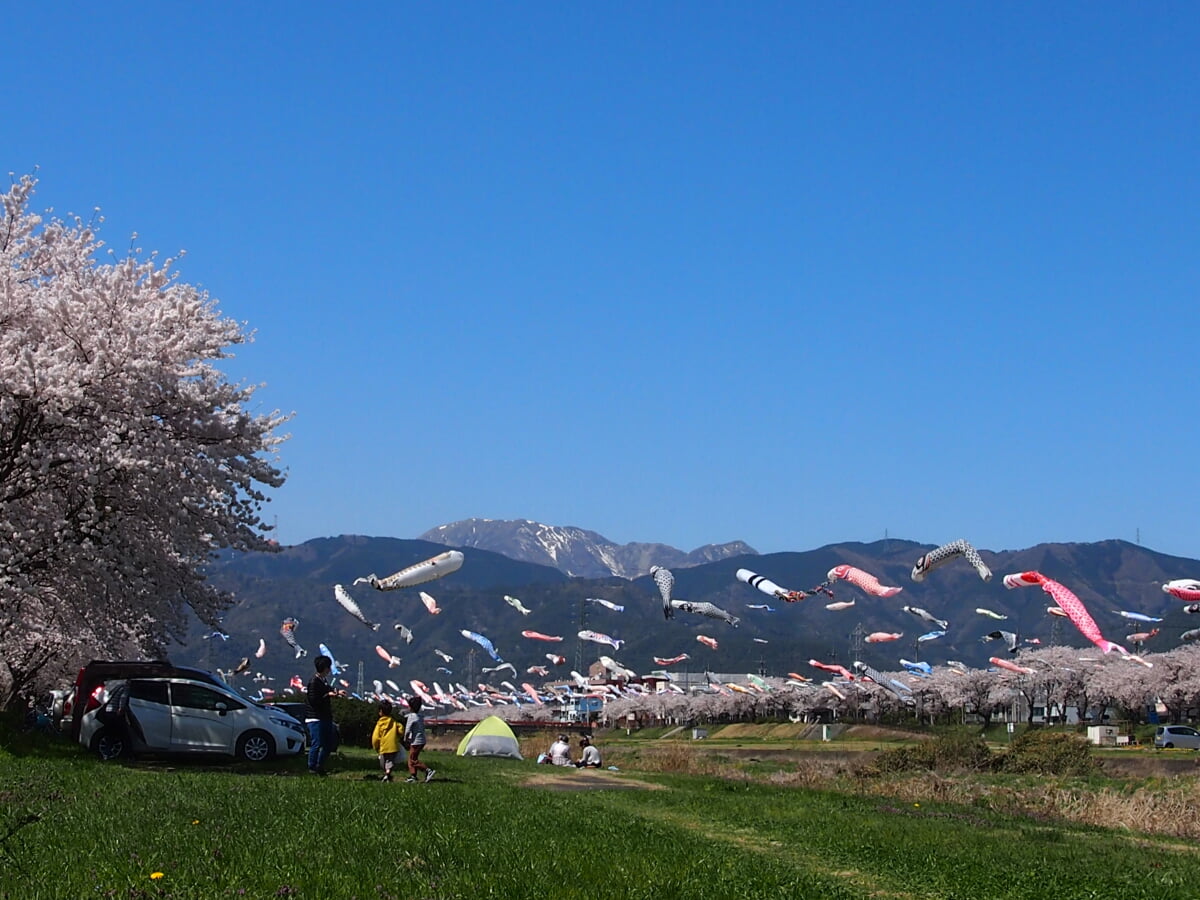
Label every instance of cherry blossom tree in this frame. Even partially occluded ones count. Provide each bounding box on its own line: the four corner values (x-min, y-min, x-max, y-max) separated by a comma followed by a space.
1142, 646, 1200, 724
0, 176, 289, 706
934, 667, 1007, 728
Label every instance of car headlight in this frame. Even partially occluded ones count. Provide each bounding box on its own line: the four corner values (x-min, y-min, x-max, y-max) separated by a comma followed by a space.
270, 717, 304, 733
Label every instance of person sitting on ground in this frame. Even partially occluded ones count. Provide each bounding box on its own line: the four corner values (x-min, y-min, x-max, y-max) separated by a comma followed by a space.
576, 734, 601, 768
548, 733, 573, 766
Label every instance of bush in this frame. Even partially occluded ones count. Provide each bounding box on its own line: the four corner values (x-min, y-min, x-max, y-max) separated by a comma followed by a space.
995, 730, 1096, 776
859, 733, 993, 776
331, 696, 381, 747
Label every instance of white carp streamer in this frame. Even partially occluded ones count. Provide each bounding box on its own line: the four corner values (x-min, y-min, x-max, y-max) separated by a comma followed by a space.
354, 550, 464, 591
912, 539, 992, 583
738, 568, 823, 602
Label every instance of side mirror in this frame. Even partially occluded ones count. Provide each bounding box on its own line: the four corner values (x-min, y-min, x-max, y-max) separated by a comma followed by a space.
215, 702, 228, 715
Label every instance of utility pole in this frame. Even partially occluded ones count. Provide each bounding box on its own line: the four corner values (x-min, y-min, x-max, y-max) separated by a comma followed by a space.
356, 660, 363, 697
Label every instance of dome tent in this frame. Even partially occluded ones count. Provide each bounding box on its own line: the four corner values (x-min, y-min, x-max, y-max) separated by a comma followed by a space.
456, 715, 522, 759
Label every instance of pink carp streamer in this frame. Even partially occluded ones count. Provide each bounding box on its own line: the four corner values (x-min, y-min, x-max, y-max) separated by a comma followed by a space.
521, 683, 544, 705
653, 654, 691, 666
827, 565, 903, 598
1004, 571, 1126, 655
865, 632, 903, 643
1163, 579, 1200, 602
989, 657, 1035, 675
374, 645, 402, 667
808, 659, 855, 680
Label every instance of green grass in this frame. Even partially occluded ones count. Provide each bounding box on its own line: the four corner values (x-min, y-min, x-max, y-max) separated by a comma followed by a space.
3, 727, 1199, 900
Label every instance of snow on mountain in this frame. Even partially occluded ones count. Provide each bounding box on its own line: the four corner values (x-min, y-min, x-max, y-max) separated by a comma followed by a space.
418, 518, 756, 579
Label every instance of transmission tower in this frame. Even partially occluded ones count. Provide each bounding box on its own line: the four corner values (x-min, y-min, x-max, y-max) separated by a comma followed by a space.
356, 660, 364, 697
849, 623, 866, 664
574, 594, 588, 675
1049, 616, 1062, 647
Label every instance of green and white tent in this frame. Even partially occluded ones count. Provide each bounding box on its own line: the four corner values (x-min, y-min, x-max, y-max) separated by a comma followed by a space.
456, 716, 523, 759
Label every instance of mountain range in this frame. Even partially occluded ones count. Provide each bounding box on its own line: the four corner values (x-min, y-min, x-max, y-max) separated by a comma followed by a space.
418, 518, 754, 578
177, 526, 1200, 696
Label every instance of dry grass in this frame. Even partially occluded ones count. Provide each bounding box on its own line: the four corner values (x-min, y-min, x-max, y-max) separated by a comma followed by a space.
605, 742, 735, 776
609, 740, 1200, 841
842, 771, 1200, 841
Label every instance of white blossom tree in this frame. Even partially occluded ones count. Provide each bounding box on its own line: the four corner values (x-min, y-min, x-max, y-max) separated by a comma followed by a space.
1142, 646, 1200, 724
0, 176, 289, 706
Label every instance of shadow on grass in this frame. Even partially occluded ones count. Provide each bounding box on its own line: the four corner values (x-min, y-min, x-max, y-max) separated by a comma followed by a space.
0, 711, 82, 761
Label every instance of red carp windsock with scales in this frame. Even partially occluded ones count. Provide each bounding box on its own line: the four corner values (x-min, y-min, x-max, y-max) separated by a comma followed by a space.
1004, 571, 1126, 655
827, 565, 902, 598
1163, 579, 1200, 602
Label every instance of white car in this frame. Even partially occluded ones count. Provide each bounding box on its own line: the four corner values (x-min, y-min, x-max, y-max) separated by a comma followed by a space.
80, 672, 306, 762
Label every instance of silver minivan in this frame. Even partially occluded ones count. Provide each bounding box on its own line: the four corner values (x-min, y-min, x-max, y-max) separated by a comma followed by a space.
1154, 725, 1200, 750
79, 674, 307, 762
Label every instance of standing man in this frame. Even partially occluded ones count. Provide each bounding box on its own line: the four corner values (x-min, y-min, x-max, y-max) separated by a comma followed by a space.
305, 655, 336, 775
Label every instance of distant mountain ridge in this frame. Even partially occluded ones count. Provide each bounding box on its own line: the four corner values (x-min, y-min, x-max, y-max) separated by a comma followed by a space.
418, 518, 756, 578
182, 534, 1200, 692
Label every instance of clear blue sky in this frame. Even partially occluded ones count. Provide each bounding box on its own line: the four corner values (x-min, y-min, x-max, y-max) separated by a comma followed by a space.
9, 4, 1199, 558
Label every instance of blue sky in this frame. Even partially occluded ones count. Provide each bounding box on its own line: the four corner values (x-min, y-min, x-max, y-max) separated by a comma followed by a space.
9, 4, 1199, 558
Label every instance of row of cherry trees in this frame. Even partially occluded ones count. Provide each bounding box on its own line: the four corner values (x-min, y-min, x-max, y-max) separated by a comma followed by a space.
0, 176, 289, 707
600, 645, 1200, 729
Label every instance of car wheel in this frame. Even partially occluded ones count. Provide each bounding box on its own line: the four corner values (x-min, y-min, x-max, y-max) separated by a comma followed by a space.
94, 728, 126, 761
1165, 742, 1174, 748
236, 730, 275, 762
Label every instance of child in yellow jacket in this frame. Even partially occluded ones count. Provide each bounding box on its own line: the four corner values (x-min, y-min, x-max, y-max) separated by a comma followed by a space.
371, 700, 401, 782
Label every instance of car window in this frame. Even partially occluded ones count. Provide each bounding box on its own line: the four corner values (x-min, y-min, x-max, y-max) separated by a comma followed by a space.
171, 683, 245, 712
129, 680, 169, 705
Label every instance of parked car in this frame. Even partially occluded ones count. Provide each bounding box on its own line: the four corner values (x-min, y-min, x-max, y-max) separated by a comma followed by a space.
264, 700, 341, 751
71, 660, 306, 762
1154, 725, 1200, 750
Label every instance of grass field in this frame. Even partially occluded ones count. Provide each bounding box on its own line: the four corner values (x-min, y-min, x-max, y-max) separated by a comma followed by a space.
3, 725, 1200, 900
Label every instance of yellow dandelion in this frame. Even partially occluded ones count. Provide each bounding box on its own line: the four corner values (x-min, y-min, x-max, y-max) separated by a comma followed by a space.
192, 819, 200, 825
913, 803, 920, 808
150, 872, 164, 880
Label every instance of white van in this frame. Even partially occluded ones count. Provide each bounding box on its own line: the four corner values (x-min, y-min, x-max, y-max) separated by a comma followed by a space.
77, 668, 306, 762
1153, 725, 1200, 750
